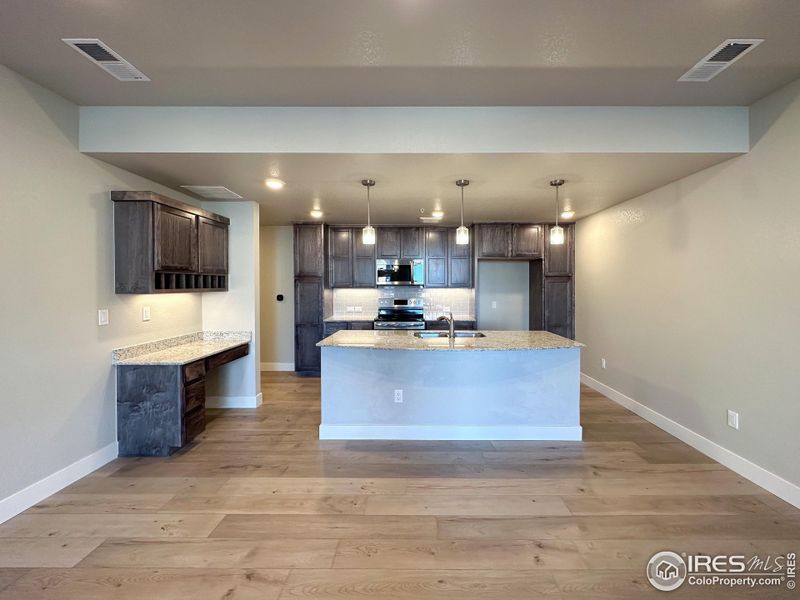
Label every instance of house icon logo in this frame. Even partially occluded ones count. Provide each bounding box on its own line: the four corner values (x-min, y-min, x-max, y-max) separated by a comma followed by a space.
647, 551, 687, 591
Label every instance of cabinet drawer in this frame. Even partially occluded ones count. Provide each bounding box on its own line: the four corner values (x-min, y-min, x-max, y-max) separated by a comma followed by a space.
183, 360, 206, 384
349, 321, 374, 330
205, 343, 249, 371
182, 407, 205, 444
184, 380, 205, 414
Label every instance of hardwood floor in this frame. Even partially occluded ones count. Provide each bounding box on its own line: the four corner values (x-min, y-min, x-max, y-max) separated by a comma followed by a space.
0, 372, 797, 599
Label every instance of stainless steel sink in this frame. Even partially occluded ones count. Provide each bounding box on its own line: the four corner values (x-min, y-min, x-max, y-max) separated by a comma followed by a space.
413, 331, 486, 339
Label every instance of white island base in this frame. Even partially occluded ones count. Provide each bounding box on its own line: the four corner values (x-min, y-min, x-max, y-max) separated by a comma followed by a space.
318, 331, 582, 441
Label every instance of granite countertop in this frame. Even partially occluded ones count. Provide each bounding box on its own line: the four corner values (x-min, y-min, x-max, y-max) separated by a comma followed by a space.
317, 330, 583, 351
324, 315, 376, 322
112, 331, 251, 366
324, 315, 476, 322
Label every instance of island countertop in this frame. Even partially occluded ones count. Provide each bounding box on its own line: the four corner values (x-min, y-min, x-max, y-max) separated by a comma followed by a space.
317, 329, 583, 351
112, 331, 251, 365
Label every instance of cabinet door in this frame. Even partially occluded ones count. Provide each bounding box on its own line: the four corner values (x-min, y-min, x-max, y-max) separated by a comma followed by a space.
448, 228, 473, 287
294, 224, 324, 277
544, 276, 574, 339
352, 228, 376, 287
544, 223, 574, 276
295, 324, 322, 372
476, 224, 511, 258
425, 228, 448, 288
154, 204, 197, 271
197, 217, 228, 274
323, 321, 348, 337
329, 227, 353, 288
377, 227, 400, 259
349, 321, 374, 330
400, 227, 424, 258
295, 278, 322, 325
512, 224, 542, 258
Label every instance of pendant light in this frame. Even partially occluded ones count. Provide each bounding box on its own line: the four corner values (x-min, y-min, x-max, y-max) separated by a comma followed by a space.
361, 179, 376, 245
455, 179, 470, 245
549, 179, 565, 246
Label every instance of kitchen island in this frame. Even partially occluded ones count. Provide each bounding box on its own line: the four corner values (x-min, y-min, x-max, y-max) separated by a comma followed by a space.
317, 330, 583, 440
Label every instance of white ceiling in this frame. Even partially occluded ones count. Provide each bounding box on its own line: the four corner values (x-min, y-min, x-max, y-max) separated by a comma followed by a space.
1, 0, 799, 106
88, 152, 735, 225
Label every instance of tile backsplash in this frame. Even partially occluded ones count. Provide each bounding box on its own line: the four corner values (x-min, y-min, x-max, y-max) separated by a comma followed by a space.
332, 288, 474, 320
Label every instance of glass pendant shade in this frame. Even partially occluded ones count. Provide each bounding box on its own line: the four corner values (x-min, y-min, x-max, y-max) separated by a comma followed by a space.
362, 224, 376, 245
550, 225, 565, 245
455, 225, 469, 245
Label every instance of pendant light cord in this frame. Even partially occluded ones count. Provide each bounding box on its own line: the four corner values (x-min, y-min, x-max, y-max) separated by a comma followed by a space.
555, 184, 559, 228
460, 185, 465, 227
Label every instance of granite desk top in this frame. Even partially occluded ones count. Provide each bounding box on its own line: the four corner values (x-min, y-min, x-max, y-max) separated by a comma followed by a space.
317, 330, 583, 351
112, 331, 251, 366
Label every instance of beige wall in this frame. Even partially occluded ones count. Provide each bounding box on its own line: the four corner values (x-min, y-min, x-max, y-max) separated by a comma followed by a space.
0, 65, 203, 501
576, 77, 800, 489
259, 226, 295, 367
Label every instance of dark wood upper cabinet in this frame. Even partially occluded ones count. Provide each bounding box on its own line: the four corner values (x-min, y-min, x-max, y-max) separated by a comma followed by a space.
377, 227, 401, 258
475, 224, 512, 258
400, 227, 424, 258
512, 224, 543, 258
112, 191, 229, 294
352, 228, 376, 288
448, 228, 473, 288
294, 223, 325, 277
544, 223, 574, 276
328, 227, 353, 288
198, 217, 228, 274
154, 204, 198, 272
424, 228, 448, 288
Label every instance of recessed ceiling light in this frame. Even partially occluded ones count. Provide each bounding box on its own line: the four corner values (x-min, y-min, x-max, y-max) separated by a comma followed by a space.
431, 210, 444, 219
561, 210, 575, 219
265, 178, 285, 190
310, 209, 324, 219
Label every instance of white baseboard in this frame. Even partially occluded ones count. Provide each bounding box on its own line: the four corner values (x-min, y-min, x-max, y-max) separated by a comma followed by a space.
261, 362, 294, 371
581, 373, 800, 509
0, 441, 118, 525
320, 424, 582, 441
206, 392, 263, 408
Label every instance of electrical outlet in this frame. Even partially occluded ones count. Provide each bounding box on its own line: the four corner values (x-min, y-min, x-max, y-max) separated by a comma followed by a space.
142, 306, 151, 321
394, 389, 403, 403
346, 306, 355, 313
601, 358, 607, 369
97, 308, 109, 326
355, 306, 362, 313
491, 300, 497, 309
727, 410, 739, 430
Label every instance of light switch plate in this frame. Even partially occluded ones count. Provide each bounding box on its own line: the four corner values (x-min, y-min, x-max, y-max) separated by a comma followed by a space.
98, 308, 109, 326
727, 410, 739, 430
142, 306, 151, 321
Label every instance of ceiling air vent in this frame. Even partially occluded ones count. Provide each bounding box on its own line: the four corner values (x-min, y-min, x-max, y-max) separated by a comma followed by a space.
62, 38, 150, 81
678, 39, 763, 82
180, 186, 244, 200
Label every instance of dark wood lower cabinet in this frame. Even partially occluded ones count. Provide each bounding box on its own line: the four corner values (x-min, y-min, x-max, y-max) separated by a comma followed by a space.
425, 320, 476, 331
323, 320, 374, 336
543, 276, 574, 339
295, 324, 323, 375
116, 343, 249, 457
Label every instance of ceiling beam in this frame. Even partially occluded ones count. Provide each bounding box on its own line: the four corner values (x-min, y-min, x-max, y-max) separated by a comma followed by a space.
79, 106, 748, 155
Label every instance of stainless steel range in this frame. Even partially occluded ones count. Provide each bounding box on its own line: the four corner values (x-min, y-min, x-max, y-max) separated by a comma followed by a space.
373, 304, 426, 330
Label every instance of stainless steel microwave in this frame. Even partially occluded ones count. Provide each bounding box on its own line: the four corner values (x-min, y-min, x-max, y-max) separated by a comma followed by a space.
376, 259, 425, 286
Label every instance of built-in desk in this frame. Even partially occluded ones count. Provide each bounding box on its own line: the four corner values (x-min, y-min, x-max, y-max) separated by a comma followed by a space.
112, 332, 250, 456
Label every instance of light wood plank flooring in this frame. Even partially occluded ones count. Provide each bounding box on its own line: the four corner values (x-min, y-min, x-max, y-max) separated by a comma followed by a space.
0, 372, 798, 599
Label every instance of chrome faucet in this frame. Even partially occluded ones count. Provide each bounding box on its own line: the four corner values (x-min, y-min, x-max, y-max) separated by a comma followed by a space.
437, 312, 455, 339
